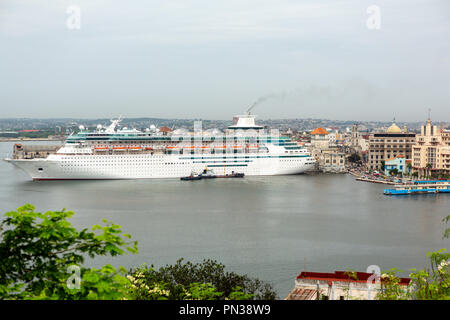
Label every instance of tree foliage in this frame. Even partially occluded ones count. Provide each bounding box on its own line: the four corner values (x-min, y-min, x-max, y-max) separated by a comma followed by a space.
127, 258, 277, 300
0, 204, 137, 299
347, 153, 361, 164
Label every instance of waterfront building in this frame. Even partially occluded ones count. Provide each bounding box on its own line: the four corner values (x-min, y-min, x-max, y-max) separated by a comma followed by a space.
384, 155, 409, 176
412, 118, 450, 177
308, 127, 346, 173
286, 271, 410, 300
310, 127, 329, 149
367, 120, 416, 171
311, 148, 346, 173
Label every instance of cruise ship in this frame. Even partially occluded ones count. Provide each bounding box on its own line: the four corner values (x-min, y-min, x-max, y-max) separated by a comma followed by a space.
5, 114, 316, 180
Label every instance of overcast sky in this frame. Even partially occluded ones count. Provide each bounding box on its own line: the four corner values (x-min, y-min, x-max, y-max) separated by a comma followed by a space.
1, 0, 449, 121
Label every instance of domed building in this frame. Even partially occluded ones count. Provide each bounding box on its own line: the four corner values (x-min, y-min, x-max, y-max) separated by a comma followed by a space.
367, 119, 416, 171
386, 123, 402, 133
310, 127, 330, 149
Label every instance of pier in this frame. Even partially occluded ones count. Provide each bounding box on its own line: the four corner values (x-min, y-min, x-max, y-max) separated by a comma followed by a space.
349, 170, 396, 185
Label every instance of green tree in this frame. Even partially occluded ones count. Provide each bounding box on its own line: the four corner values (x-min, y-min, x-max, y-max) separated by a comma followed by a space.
407, 162, 412, 175
0, 204, 138, 299
425, 163, 433, 179
389, 168, 399, 176
127, 258, 277, 300
347, 153, 361, 164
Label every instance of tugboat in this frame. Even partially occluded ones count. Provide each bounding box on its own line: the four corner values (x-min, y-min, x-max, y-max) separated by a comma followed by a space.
180, 171, 202, 181
199, 167, 217, 179
180, 168, 245, 181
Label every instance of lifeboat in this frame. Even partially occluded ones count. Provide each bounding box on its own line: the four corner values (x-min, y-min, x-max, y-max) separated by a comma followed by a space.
183, 146, 195, 149
94, 146, 109, 150
166, 146, 179, 149
128, 146, 142, 150
248, 144, 259, 149
112, 146, 126, 150
231, 145, 243, 149
144, 147, 153, 151
213, 145, 226, 149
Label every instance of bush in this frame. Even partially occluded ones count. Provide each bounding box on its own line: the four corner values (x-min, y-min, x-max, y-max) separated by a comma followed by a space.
127, 258, 277, 300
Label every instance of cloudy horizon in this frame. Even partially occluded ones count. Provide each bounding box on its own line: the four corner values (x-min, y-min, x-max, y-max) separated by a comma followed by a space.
1, 0, 449, 122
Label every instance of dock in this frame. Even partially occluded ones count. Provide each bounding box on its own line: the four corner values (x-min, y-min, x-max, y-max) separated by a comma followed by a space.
356, 177, 395, 185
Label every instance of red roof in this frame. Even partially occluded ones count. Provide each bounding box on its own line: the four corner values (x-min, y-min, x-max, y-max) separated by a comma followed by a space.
159, 126, 173, 132
386, 154, 405, 162
310, 127, 329, 135
297, 271, 410, 286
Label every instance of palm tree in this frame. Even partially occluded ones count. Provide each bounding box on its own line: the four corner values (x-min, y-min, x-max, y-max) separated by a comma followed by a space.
407, 162, 412, 176
425, 163, 432, 179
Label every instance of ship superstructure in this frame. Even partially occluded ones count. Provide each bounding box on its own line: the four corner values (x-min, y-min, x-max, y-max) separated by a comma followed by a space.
5, 114, 316, 180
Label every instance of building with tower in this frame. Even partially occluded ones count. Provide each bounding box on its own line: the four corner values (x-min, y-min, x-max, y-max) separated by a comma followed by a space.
412, 117, 450, 177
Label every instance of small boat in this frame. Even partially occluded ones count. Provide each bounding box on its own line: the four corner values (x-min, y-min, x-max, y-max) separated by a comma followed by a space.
216, 171, 245, 178
199, 167, 216, 179
180, 169, 244, 181
180, 171, 203, 181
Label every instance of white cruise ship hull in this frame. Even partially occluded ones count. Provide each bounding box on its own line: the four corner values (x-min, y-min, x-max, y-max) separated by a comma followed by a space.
6, 153, 316, 180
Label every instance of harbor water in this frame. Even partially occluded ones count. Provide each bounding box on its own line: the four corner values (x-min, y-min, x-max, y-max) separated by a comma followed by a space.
1, 141, 449, 298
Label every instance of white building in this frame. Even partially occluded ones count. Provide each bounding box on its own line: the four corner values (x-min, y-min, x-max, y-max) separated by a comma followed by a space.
286, 271, 410, 300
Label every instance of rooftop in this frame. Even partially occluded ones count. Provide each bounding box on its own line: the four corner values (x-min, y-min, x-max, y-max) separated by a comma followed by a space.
159, 126, 173, 132
297, 271, 411, 286
310, 127, 329, 135
386, 154, 405, 162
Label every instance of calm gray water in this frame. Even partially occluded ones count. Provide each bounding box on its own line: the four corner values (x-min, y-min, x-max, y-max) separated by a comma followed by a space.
1, 141, 449, 298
